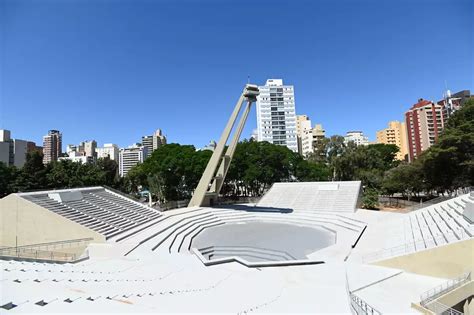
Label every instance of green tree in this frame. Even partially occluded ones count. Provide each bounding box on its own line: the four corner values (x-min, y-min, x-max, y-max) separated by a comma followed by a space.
14, 151, 48, 191
382, 162, 424, 198
129, 144, 211, 201
0, 162, 18, 197
361, 187, 380, 209
96, 157, 119, 187
420, 99, 474, 192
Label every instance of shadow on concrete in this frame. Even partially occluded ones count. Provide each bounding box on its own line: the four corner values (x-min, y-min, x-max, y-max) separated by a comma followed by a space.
217, 204, 293, 214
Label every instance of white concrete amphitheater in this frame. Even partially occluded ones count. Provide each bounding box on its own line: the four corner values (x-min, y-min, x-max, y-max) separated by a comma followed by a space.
0, 183, 473, 314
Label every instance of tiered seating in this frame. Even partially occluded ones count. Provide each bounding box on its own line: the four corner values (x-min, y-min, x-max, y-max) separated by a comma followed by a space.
364, 194, 473, 263
1, 257, 235, 313
257, 181, 361, 212
20, 188, 162, 239
198, 246, 297, 262
126, 207, 367, 256
90, 190, 160, 220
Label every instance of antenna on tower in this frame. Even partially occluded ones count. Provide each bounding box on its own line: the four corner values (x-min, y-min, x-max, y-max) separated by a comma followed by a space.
247, 75, 250, 84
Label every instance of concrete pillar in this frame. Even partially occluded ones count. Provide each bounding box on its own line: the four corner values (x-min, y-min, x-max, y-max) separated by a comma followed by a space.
188, 85, 259, 207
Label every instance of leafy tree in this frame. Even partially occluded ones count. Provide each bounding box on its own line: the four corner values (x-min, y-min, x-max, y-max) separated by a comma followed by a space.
14, 151, 48, 191
361, 187, 379, 209
420, 99, 474, 192
0, 162, 18, 197
307, 137, 329, 163
131, 144, 211, 201
382, 162, 424, 198
96, 157, 119, 187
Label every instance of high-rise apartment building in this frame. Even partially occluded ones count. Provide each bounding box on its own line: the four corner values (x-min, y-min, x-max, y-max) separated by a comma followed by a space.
43, 130, 62, 164
142, 129, 167, 159
310, 124, 326, 159
119, 145, 147, 177
405, 99, 446, 162
376, 121, 408, 161
0, 130, 11, 165
256, 79, 298, 152
344, 131, 369, 146
296, 115, 313, 156
0, 129, 36, 167
439, 89, 471, 118
97, 143, 119, 161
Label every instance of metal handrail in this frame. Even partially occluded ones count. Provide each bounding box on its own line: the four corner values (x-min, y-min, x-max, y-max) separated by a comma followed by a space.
1, 237, 93, 251
0, 247, 84, 262
420, 272, 471, 306
424, 300, 463, 315
349, 292, 382, 315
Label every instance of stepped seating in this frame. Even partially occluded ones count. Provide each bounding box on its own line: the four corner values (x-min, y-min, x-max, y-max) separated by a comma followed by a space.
122, 204, 366, 256
134, 207, 367, 255
1, 258, 233, 313
257, 181, 361, 212
366, 194, 474, 262
409, 196, 473, 244
20, 188, 162, 239
198, 246, 297, 262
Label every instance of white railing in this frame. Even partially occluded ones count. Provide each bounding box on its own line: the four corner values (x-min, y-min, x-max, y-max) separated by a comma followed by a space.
0, 238, 92, 263
1, 237, 93, 252
0, 247, 87, 262
420, 272, 471, 306
423, 300, 463, 315
349, 293, 382, 315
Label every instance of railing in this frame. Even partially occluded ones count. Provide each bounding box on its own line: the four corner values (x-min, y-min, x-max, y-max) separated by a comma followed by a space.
423, 300, 463, 315
1, 237, 93, 252
0, 238, 93, 263
405, 188, 472, 212
159, 200, 190, 211
0, 247, 87, 263
349, 293, 382, 315
406, 196, 455, 212
363, 231, 465, 263
420, 272, 471, 307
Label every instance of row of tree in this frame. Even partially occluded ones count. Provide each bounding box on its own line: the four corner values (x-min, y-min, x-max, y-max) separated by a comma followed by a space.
383, 99, 473, 197
1, 100, 471, 209
122, 140, 330, 203
0, 151, 120, 197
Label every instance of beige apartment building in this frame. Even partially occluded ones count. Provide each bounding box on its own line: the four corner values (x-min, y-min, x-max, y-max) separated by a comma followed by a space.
296, 115, 313, 156
376, 121, 408, 161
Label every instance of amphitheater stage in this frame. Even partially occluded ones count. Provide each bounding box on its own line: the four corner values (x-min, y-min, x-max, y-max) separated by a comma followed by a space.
192, 221, 336, 262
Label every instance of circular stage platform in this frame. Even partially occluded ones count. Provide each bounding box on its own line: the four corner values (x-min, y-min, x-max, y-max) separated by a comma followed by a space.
193, 221, 336, 262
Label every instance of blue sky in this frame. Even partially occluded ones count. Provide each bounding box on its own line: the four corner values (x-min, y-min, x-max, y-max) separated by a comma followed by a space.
0, 0, 472, 149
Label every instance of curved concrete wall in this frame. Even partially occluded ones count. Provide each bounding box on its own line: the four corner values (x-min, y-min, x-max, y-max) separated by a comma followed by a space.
0, 194, 105, 247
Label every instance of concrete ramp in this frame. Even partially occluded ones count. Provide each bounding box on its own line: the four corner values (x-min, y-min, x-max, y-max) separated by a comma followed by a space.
257, 181, 362, 212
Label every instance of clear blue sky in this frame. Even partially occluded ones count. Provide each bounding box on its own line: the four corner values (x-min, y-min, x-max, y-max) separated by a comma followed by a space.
0, 0, 472, 149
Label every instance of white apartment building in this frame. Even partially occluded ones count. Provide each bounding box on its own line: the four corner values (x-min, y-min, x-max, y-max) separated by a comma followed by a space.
59, 151, 93, 164
65, 140, 97, 163
256, 79, 298, 152
96, 143, 119, 161
0, 129, 33, 168
119, 145, 147, 177
344, 131, 369, 146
